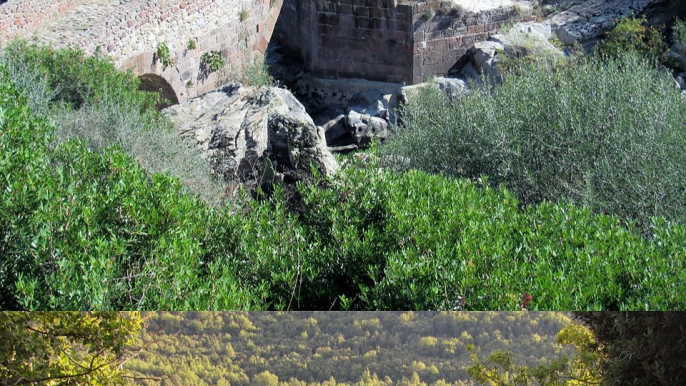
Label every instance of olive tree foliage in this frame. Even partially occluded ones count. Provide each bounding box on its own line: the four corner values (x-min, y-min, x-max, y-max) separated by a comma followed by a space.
381, 52, 686, 233
573, 312, 686, 386
0, 312, 144, 386
466, 322, 602, 386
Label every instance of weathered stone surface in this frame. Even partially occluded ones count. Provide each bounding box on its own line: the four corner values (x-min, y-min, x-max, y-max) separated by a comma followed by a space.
346, 89, 390, 120
461, 62, 481, 81
1, 0, 284, 103
543, 0, 662, 46
345, 110, 390, 147
502, 22, 564, 58
277, 0, 535, 85
667, 42, 686, 72
464, 21, 564, 81
397, 76, 469, 105
433, 77, 469, 98
469, 40, 504, 79
322, 114, 354, 149
164, 84, 338, 187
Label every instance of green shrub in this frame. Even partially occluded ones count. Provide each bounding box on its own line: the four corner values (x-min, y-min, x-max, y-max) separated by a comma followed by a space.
597, 16, 667, 62
156, 42, 173, 68
0, 41, 222, 205
242, 53, 276, 87
289, 166, 685, 310
381, 52, 686, 233
672, 18, 686, 46
2, 43, 685, 311
0, 66, 259, 310
200, 50, 225, 74
187, 38, 197, 51
207, 162, 685, 311
2, 40, 159, 110
239, 9, 249, 23
216, 52, 276, 87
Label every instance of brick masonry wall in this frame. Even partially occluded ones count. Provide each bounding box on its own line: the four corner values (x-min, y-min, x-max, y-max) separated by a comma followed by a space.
276, 0, 534, 84
0, 0, 284, 102
411, 2, 535, 83
0, 0, 84, 41
277, 0, 414, 84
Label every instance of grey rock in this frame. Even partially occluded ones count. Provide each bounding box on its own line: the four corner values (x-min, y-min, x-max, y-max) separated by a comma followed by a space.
677, 76, 686, 90
322, 114, 354, 148
433, 77, 470, 98
461, 62, 481, 81
469, 40, 504, 80
397, 76, 469, 107
543, 0, 662, 46
328, 144, 359, 153
667, 42, 686, 72
347, 89, 390, 120
345, 110, 389, 147
164, 84, 338, 187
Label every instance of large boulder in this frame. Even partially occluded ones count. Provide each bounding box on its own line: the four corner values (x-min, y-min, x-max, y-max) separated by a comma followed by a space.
164, 84, 338, 187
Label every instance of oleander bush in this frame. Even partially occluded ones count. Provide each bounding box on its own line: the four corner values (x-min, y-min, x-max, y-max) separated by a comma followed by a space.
381, 51, 686, 233
0, 66, 257, 310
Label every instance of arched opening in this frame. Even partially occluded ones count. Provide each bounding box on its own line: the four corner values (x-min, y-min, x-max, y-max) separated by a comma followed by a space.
138, 73, 179, 110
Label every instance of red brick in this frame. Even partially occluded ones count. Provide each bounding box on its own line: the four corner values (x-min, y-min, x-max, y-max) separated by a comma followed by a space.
467, 24, 485, 34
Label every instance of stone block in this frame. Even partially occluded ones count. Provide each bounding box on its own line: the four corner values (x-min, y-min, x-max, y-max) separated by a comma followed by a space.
468, 24, 484, 34
353, 5, 368, 17
368, 7, 386, 19
336, 3, 353, 14
339, 14, 355, 29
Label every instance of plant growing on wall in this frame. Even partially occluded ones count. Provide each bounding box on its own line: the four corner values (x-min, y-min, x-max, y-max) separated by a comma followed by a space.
239, 9, 249, 22
187, 38, 197, 50
201, 50, 225, 74
156, 42, 173, 68
422, 9, 434, 21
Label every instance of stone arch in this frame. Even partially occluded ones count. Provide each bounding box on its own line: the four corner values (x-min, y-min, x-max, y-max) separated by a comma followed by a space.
138, 73, 179, 110
121, 50, 188, 107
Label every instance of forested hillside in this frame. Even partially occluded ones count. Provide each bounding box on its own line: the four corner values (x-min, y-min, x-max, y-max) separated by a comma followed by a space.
126, 312, 575, 386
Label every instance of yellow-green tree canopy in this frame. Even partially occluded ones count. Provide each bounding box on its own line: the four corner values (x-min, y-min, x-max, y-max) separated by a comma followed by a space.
0, 312, 143, 386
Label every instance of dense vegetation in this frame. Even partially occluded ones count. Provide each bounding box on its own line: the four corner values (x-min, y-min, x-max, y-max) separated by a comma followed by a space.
382, 52, 686, 233
574, 312, 686, 386
124, 312, 575, 386
470, 312, 686, 386
0, 312, 143, 386
0, 41, 221, 204
2, 13, 686, 311
3, 312, 681, 386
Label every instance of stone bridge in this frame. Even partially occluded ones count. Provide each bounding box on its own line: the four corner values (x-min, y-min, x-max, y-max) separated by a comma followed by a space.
0, 0, 284, 104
